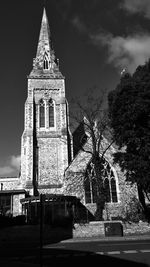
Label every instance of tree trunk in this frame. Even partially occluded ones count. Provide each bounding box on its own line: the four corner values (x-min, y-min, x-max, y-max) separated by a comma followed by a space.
93, 154, 106, 221
95, 192, 105, 221
137, 184, 150, 222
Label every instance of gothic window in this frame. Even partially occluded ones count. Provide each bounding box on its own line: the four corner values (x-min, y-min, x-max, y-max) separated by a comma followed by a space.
84, 158, 118, 204
48, 98, 54, 127
39, 99, 45, 128
43, 51, 50, 70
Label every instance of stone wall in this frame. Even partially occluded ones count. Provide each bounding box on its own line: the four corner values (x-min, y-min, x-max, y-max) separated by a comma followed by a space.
37, 136, 68, 187
0, 177, 20, 190
73, 221, 150, 238
65, 136, 139, 220
20, 74, 72, 194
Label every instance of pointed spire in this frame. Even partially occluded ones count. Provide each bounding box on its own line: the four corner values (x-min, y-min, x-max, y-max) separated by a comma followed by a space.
35, 8, 51, 60
29, 8, 63, 78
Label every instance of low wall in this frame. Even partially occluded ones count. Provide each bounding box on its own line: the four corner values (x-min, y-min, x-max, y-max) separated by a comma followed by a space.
123, 221, 150, 236
73, 221, 150, 238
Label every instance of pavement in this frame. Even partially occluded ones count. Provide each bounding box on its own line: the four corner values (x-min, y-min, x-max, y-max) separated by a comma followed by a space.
60, 233, 150, 243
1, 234, 150, 267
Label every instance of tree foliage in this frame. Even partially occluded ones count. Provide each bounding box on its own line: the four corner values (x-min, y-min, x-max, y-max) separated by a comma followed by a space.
108, 60, 150, 219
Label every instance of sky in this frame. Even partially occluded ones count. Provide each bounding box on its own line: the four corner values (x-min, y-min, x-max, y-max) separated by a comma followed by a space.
1, 0, 150, 177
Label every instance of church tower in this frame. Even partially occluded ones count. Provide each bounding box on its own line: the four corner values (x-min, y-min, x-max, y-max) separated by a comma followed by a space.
20, 8, 73, 195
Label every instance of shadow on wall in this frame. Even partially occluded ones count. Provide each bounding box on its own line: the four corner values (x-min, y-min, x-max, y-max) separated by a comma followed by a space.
74, 201, 95, 223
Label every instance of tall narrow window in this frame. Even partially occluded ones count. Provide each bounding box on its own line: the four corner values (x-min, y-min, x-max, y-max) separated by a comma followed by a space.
111, 178, 118, 202
104, 178, 111, 202
39, 99, 45, 128
48, 99, 54, 127
43, 51, 50, 70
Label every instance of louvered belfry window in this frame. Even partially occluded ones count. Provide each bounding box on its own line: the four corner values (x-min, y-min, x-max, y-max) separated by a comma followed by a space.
43, 51, 50, 70
39, 99, 45, 128
48, 98, 54, 127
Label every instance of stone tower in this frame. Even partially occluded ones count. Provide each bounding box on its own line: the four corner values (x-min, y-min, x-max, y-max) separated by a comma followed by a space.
20, 8, 73, 195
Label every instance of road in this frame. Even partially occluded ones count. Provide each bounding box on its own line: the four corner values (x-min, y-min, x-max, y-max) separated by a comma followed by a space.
0, 237, 150, 266
44, 238, 150, 266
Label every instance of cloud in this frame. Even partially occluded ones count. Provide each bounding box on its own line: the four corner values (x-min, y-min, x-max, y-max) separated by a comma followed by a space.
0, 155, 20, 176
71, 16, 87, 33
53, 0, 73, 20
10, 155, 21, 169
121, 0, 150, 19
0, 166, 15, 176
91, 32, 150, 73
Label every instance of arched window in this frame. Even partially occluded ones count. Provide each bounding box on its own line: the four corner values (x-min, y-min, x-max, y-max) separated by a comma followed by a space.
43, 51, 50, 70
39, 99, 45, 128
84, 158, 118, 204
48, 99, 54, 127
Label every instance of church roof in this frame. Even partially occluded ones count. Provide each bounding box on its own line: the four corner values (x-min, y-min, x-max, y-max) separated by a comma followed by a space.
29, 8, 63, 79
65, 135, 117, 174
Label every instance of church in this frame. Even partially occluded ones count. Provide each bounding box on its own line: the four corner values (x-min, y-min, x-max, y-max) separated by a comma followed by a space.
0, 8, 138, 221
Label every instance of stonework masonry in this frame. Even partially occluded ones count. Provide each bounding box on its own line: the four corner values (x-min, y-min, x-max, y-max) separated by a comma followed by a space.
20, 77, 71, 194
64, 136, 138, 220
0, 8, 140, 220
73, 221, 150, 238
19, 9, 73, 197
0, 178, 20, 191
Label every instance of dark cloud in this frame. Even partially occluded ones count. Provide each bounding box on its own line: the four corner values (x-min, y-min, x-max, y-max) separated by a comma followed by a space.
51, 0, 123, 34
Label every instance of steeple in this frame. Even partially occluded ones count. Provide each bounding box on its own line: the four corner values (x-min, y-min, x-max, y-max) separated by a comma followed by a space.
29, 8, 63, 78
21, 6, 73, 196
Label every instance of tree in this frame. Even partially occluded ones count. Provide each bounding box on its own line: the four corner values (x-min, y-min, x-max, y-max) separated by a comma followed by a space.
108, 60, 150, 221
68, 87, 114, 220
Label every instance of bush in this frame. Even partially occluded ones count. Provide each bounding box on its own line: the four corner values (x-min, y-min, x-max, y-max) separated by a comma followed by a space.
120, 196, 143, 223
0, 215, 13, 228
0, 215, 26, 228
13, 215, 26, 225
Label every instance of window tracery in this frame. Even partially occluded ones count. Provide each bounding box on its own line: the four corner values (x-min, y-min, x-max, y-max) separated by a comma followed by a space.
38, 98, 55, 129
43, 51, 50, 70
84, 158, 118, 204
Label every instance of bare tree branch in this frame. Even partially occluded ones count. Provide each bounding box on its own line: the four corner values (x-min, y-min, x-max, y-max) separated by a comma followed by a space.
66, 86, 115, 220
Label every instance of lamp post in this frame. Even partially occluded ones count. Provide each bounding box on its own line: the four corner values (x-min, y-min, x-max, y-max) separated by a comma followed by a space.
40, 194, 44, 267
